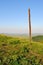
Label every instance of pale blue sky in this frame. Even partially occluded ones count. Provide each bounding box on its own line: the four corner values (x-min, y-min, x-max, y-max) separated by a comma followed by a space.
0, 0, 43, 34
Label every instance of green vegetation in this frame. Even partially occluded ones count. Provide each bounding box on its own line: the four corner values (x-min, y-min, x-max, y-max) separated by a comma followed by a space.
0, 34, 43, 65
32, 35, 43, 42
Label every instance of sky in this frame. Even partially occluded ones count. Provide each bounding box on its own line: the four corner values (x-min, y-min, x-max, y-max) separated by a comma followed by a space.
0, 0, 43, 34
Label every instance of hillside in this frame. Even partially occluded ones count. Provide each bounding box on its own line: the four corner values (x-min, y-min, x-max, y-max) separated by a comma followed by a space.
0, 34, 43, 65
32, 35, 43, 42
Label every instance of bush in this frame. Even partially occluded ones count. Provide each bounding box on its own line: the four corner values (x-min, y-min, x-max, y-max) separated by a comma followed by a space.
10, 40, 20, 44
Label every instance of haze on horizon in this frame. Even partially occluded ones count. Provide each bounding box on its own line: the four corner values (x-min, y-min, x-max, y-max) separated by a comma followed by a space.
0, 0, 43, 34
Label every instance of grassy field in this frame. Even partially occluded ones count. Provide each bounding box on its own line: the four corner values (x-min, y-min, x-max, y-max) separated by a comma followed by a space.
0, 34, 43, 65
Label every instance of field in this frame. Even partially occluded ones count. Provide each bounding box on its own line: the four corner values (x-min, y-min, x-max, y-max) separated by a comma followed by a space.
0, 34, 43, 65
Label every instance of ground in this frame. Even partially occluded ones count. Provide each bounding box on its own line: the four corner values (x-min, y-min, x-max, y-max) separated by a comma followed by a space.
0, 34, 43, 65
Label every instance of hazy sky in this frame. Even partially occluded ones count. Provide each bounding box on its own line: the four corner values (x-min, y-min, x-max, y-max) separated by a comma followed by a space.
0, 0, 43, 34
